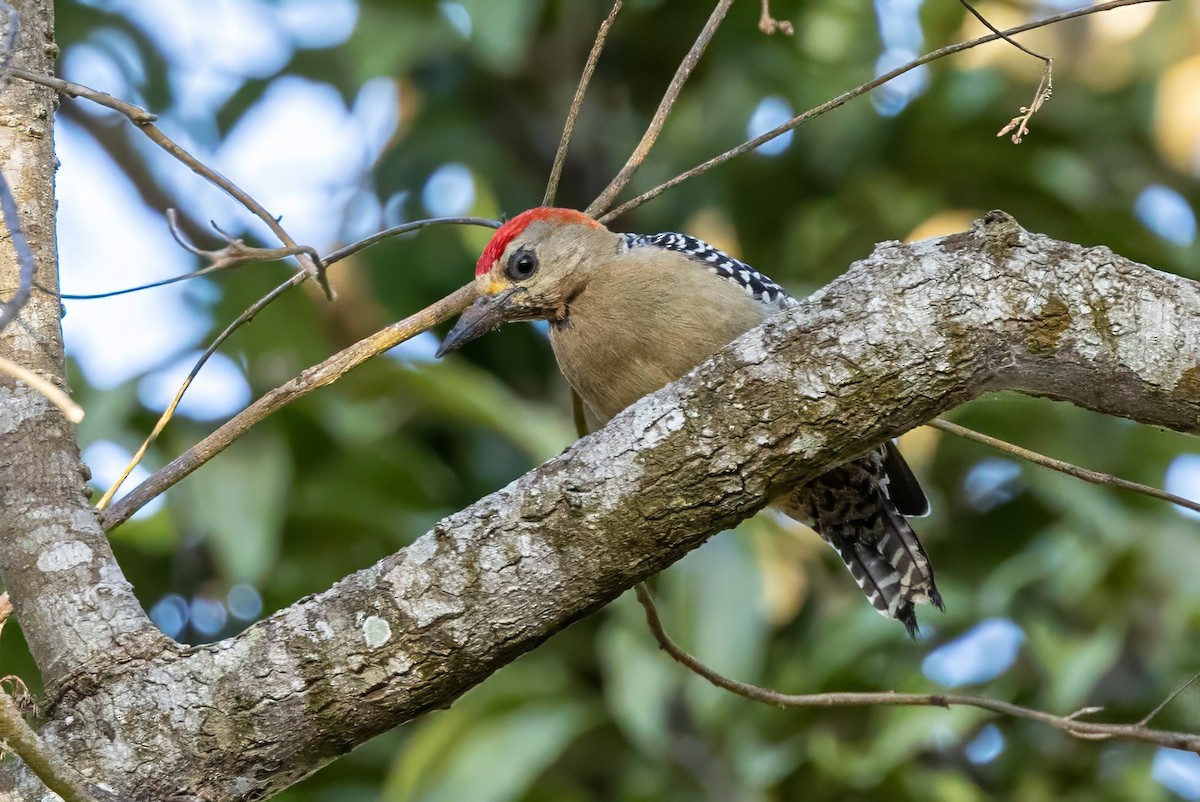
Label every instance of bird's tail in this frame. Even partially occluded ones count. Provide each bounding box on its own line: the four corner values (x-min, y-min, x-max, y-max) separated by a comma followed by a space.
775, 454, 943, 637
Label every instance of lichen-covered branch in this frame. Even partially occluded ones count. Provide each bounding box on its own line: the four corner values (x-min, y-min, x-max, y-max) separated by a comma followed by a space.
3, 209, 1197, 800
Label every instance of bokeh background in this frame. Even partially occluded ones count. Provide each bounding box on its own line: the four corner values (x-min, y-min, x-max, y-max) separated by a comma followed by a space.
13, 0, 1200, 798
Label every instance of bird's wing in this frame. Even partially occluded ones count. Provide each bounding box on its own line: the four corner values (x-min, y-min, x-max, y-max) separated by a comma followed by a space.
880, 439, 930, 517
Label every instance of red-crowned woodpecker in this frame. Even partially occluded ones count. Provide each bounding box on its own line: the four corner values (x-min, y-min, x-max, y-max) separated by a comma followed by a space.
438, 207, 942, 635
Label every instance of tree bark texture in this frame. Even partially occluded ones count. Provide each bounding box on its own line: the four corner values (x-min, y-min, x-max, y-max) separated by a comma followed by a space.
2, 6, 1200, 798
2, 196, 1198, 798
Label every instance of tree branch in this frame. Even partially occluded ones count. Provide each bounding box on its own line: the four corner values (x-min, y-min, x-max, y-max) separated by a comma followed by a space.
98, 282, 479, 530
929, 418, 1200, 515
8, 212, 1200, 799
632, 584, 1200, 751
9, 67, 330, 298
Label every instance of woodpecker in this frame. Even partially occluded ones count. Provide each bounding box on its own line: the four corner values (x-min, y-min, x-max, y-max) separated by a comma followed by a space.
437, 207, 943, 635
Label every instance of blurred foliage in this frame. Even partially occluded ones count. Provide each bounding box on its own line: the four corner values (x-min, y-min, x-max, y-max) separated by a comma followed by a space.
18, 0, 1200, 799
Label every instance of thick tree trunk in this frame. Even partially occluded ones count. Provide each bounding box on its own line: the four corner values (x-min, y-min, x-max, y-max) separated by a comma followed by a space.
0, 0, 168, 696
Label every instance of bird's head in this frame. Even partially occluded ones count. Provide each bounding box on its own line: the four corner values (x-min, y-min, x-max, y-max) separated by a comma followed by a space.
436, 207, 613, 357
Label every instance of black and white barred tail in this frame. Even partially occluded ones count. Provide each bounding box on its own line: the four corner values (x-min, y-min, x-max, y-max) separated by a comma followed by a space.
775, 444, 943, 637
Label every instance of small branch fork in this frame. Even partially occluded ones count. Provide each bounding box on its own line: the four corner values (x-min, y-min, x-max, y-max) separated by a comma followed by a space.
758, 0, 794, 36
956, 0, 1054, 143
997, 58, 1053, 145
63, 210, 319, 301
634, 584, 1200, 752
8, 68, 332, 300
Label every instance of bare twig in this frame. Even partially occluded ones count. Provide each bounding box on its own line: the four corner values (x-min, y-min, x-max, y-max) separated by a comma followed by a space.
62, 211, 319, 300
633, 584, 1200, 752
958, 0, 1048, 61
93, 216, 500, 511
9, 67, 330, 298
167, 210, 321, 275
100, 282, 479, 530
956, 0, 1055, 144
94, 273, 302, 510
0, 356, 83, 422
599, 0, 1163, 222
758, 0, 794, 35
996, 59, 1053, 144
1139, 671, 1200, 728
928, 418, 1200, 516
322, 216, 504, 265
585, 0, 734, 218
10, 67, 155, 123
543, 0, 623, 207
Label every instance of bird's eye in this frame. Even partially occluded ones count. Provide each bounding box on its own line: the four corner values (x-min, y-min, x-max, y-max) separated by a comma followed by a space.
506, 249, 539, 281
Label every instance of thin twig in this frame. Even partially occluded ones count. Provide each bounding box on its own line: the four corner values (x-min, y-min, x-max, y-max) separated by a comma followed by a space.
633, 583, 1200, 751
957, 0, 1055, 144
322, 216, 504, 265
0, 355, 83, 423
100, 282, 479, 530
543, 0, 622, 207
599, 0, 1163, 223
585, 0, 734, 218
93, 216, 500, 510
9, 67, 156, 123
1139, 671, 1200, 727
958, 0, 1049, 61
9, 67, 330, 298
94, 273, 301, 510
62, 211, 318, 300
928, 418, 1200, 516
996, 59, 1053, 144
758, 0, 794, 35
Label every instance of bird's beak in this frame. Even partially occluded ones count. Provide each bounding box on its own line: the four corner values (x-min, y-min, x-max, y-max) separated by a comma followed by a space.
436, 289, 518, 357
